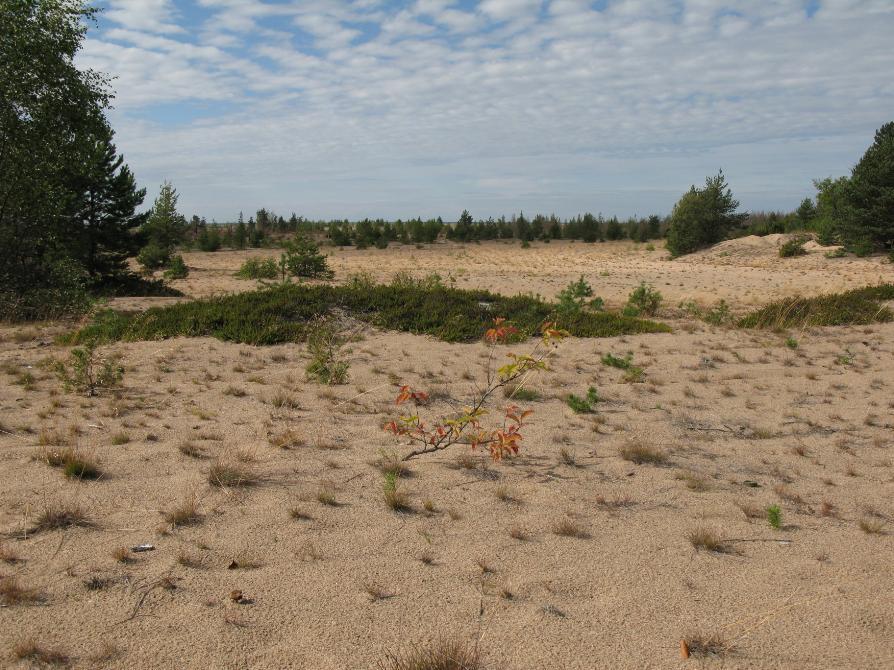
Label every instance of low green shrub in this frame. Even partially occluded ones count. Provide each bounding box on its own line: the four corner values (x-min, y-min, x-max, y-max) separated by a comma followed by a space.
625, 282, 662, 316
236, 257, 279, 280
136, 243, 171, 270
64, 283, 671, 346
739, 284, 894, 329
566, 387, 599, 413
53, 341, 123, 396
305, 319, 350, 385
163, 255, 189, 280
779, 236, 808, 258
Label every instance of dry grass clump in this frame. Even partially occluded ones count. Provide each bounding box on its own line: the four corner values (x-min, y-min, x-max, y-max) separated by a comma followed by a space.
12, 639, 69, 666
268, 429, 305, 450
552, 517, 589, 539
375, 449, 410, 477
619, 442, 669, 465
0, 543, 21, 564
858, 518, 885, 535
682, 632, 729, 658
688, 527, 729, 553
164, 494, 202, 527
208, 460, 259, 488
111, 546, 130, 563
269, 389, 300, 410
376, 638, 482, 670
383, 472, 411, 511
316, 483, 339, 506
31, 501, 90, 533
675, 470, 710, 491
36, 446, 102, 480
0, 577, 44, 606
178, 441, 206, 459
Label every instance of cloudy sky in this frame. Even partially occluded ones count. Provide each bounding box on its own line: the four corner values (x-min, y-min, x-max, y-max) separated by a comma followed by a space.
80, 0, 894, 221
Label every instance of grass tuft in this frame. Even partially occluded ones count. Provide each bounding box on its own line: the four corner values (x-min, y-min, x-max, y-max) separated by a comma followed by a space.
376, 638, 482, 670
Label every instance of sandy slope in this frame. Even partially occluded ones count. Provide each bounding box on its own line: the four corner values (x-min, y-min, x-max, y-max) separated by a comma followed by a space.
1, 239, 893, 669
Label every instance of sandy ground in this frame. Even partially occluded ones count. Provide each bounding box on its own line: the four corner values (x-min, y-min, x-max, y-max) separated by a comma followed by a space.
1, 238, 893, 669
108, 236, 892, 314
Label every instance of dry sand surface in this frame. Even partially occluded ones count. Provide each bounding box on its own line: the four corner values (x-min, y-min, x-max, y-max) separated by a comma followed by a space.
108, 237, 892, 314
1, 239, 893, 669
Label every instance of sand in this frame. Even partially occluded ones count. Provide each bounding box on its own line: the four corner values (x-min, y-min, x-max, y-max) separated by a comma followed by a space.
1, 238, 892, 669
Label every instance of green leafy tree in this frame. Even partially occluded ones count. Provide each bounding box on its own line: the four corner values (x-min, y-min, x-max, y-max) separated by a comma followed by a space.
666, 171, 742, 256
1, 0, 145, 318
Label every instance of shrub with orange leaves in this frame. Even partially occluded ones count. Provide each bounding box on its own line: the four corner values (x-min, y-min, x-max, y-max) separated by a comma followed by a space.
384, 319, 567, 461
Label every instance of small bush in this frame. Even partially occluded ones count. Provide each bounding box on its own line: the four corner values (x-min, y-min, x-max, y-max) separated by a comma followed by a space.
557, 276, 603, 314
53, 341, 123, 396
601, 352, 632, 369
305, 319, 350, 385
626, 282, 662, 316
236, 257, 279, 280
281, 234, 334, 279
136, 243, 171, 270
779, 236, 809, 258
703, 299, 732, 326
767, 505, 782, 529
566, 387, 598, 413
162, 254, 189, 279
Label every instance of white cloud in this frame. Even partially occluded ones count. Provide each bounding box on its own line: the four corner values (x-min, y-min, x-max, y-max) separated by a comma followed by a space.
84, 0, 894, 219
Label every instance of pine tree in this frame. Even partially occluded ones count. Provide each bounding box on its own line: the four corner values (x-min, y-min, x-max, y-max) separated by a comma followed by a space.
68, 125, 146, 279
142, 182, 187, 251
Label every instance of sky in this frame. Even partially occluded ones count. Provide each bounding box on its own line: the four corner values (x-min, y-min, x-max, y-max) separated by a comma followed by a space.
79, 0, 894, 222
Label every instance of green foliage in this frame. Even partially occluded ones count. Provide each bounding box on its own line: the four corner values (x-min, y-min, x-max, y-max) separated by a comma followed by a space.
141, 182, 187, 253
53, 340, 123, 396
136, 243, 171, 271
739, 284, 894, 329
811, 123, 894, 253
566, 387, 599, 413
1, 1, 145, 318
843, 121, 894, 252
163, 255, 189, 280
666, 171, 742, 256
65, 282, 671, 347
703, 300, 732, 326
601, 352, 633, 369
626, 282, 662, 316
778, 236, 809, 258
785, 337, 798, 349
824, 248, 846, 258
767, 505, 782, 529
0, 258, 92, 322
557, 276, 592, 313
281, 234, 334, 279
235, 257, 279, 280
305, 320, 350, 385
197, 226, 222, 251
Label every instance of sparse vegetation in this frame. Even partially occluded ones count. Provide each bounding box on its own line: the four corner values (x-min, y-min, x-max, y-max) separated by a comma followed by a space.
767, 505, 782, 529
53, 340, 123, 396
688, 527, 729, 553
739, 284, 894, 329
566, 387, 598, 413
619, 442, 668, 465
208, 460, 258, 488
65, 282, 670, 347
